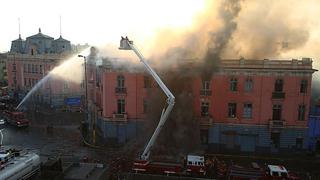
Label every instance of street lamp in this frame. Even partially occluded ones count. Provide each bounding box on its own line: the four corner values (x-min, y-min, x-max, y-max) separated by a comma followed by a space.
78, 55, 89, 142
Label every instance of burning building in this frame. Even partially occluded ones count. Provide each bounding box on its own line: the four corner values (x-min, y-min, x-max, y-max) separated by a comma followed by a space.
88, 55, 316, 154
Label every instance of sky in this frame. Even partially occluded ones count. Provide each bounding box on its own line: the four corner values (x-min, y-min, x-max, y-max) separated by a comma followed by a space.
0, 0, 205, 52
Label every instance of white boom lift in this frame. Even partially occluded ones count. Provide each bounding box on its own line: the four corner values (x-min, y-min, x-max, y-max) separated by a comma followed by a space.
119, 37, 175, 160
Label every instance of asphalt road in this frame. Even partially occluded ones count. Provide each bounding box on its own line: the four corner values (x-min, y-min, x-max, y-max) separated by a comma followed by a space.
0, 114, 109, 164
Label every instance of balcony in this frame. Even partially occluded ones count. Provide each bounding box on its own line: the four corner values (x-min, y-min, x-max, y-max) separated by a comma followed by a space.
200, 89, 212, 96
269, 119, 286, 129
112, 113, 127, 122
199, 114, 212, 127
272, 92, 285, 99
115, 87, 127, 94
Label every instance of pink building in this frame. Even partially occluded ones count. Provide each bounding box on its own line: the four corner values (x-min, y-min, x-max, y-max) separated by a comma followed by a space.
6, 30, 85, 107
90, 57, 316, 153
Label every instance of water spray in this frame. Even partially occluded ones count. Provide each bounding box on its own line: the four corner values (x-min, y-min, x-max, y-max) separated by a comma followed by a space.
16, 48, 90, 110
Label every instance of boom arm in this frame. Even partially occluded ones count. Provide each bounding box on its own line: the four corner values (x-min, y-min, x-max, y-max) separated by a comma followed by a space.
119, 37, 175, 160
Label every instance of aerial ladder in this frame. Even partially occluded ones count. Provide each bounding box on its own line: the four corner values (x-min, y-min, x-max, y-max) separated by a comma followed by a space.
119, 37, 175, 160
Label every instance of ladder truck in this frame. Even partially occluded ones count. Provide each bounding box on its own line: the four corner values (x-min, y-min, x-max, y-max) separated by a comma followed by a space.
119, 37, 206, 176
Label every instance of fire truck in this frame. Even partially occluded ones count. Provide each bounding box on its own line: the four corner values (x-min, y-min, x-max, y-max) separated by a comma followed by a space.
2, 110, 29, 127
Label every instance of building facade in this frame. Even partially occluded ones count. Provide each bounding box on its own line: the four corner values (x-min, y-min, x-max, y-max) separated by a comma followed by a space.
85, 56, 147, 144
199, 58, 315, 153
88, 57, 316, 153
6, 29, 85, 107
0, 53, 7, 87
308, 103, 320, 153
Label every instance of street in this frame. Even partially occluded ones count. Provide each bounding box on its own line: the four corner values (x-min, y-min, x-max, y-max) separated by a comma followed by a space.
0, 111, 110, 164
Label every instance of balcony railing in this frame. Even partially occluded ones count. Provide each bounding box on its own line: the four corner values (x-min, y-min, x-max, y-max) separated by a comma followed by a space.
198, 116, 212, 127
115, 87, 127, 94
112, 113, 127, 122
269, 119, 286, 128
272, 92, 285, 99
200, 89, 212, 96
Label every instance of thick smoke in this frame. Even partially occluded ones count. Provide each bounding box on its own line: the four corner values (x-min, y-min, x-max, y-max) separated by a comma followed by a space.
147, 0, 316, 64
145, 67, 201, 157
202, 0, 242, 79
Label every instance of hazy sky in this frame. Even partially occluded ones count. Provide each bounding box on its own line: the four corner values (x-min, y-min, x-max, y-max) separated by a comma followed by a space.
0, 0, 205, 52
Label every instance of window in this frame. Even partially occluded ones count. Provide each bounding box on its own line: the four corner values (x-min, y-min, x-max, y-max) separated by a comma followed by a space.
117, 75, 125, 88
144, 76, 151, 88
12, 63, 16, 71
202, 80, 210, 90
201, 102, 209, 116
24, 78, 27, 86
117, 99, 125, 114
244, 78, 253, 92
35, 65, 38, 74
243, 103, 252, 119
272, 104, 282, 120
296, 138, 303, 149
31, 64, 34, 73
228, 103, 237, 118
40, 65, 43, 74
230, 77, 237, 91
143, 99, 147, 113
274, 79, 283, 92
200, 129, 208, 145
271, 132, 280, 149
64, 82, 69, 89
23, 64, 27, 73
300, 80, 308, 94
28, 64, 31, 73
298, 104, 306, 121
80, 80, 85, 89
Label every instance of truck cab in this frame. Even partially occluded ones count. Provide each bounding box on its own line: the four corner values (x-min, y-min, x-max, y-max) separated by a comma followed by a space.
186, 155, 206, 176
266, 165, 289, 179
3, 111, 29, 127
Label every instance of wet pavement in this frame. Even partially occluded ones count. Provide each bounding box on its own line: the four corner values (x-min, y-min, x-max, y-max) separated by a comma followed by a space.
0, 112, 110, 164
